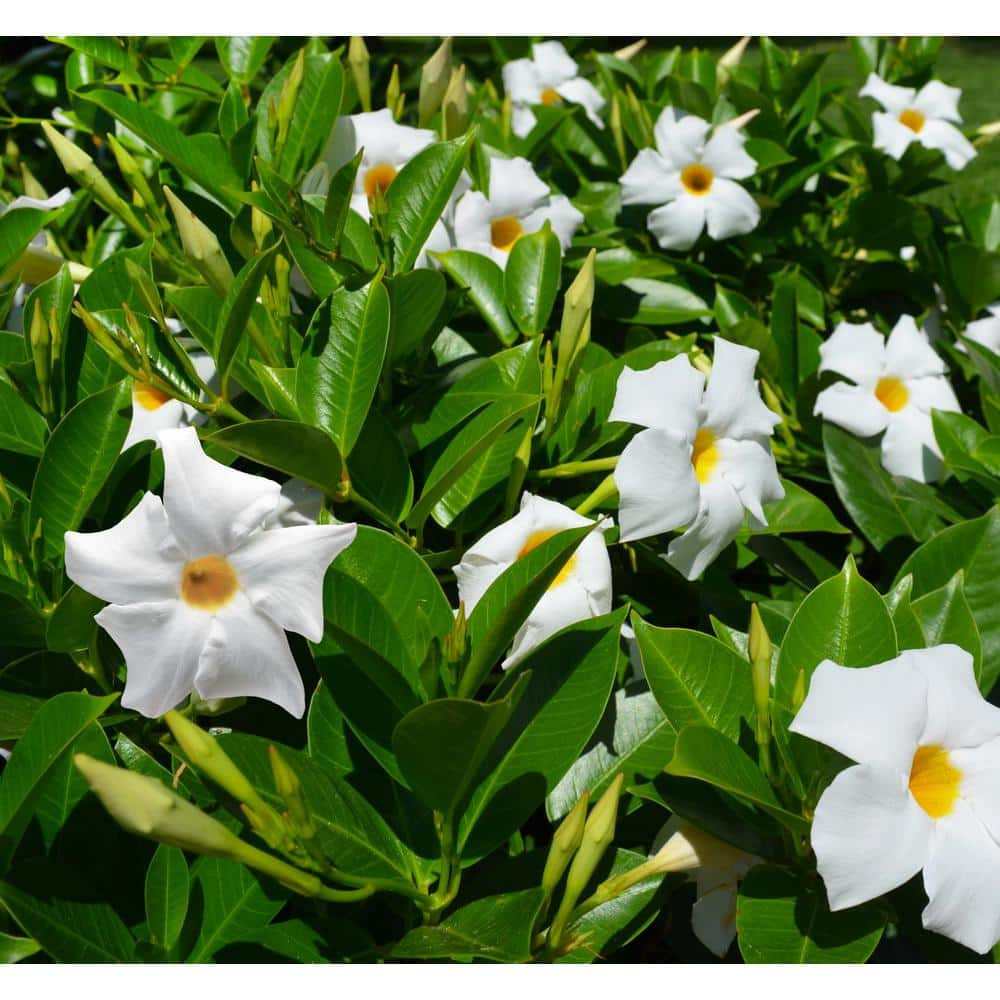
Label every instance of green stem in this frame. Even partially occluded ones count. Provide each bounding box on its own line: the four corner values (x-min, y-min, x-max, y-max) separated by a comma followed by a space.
535, 456, 619, 480
346, 488, 410, 542
574, 473, 618, 517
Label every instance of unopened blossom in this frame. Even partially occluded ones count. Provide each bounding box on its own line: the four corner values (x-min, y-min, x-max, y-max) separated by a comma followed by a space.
652, 818, 760, 957
963, 303, 1000, 355
620, 107, 760, 251
65, 427, 356, 719
452, 156, 583, 268
502, 40, 605, 138
813, 315, 960, 482
790, 645, 1000, 954
452, 492, 612, 669
611, 337, 783, 580
859, 73, 976, 170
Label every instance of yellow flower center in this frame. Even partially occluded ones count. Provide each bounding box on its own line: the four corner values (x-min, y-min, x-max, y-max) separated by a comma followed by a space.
691, 428, 720, 484
180, 555, 240, 612
540, 87, 561, 106
899, 109, 926, 134
363, 163, 397, 201
491, 215, 524, 252
875, 376, 909, 413
517, 529, 576, 589
909, 744, 962, 819
133, 382, 172, 412
681, 163, 714, 196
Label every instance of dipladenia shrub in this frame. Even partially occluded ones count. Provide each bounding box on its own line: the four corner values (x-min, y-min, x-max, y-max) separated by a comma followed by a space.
0, 34, 999, 966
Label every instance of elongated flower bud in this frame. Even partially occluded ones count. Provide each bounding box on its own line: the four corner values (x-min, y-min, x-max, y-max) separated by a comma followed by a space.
29, 302, 53, 417
385, 64, 401, 117
418, 37, 452, 127
748, 603, 773, 778
650, 819, 749, 875
162, 186, 235, 296
269, 743, 315, 839
541, 792, 589, 900
348, 37, 371, 113
442, 65, 468, 140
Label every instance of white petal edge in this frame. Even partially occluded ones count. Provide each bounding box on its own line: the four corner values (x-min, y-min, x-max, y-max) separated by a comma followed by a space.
817, 320, 886, 385
608, 354, 705, 436
619, 148, 682, 207
646, 196, 706, 252
703, 178, 760, 241
701, 337, 780, 440
918, 119, 977, 171
859, 73, 915, 115
814, 382, 891, 438
664, 475, 745, 580
880, 406, 944, 482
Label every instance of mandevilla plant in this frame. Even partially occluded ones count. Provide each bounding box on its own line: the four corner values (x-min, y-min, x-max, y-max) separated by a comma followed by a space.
1, 33, 1000, 966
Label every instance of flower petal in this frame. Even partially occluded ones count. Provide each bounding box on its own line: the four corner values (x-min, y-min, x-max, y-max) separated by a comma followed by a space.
609, 354, 705, 435
505, 575, 598, 669
664, 475, 745, 580
951, 736, 1000, 844
159, 426, 280, 557
701, 126, 756, 180
701, 337, 780, 440
811, 762, 933, 911
655, 114, 710, 171
520, 195, 583, 251
907, 374, 961, 416
195, 592, 305, 718
229, 522, 357, 643
859, 73, 915, 115
646, 196, 706, 251
715, 438, 784, 527
511, 105, 537, 139
880, 406, 944, 482
615, 428, 701, 543
97, 600, 212, 718
531, 41, 578, 86
918, 119, 977, 170
703, 178, 760, 241
691, 880, 739, 958
818, 320, 886, 386
345, 108, 435, 170
555, 77, 606, 129
452, 190, 494, 257
503, 57, 541, 104
814, 383, 891, 437
487, 156, 550, 218
620, 148, 682, 207
789, 656, 928, 772
3, 188, 72, 213
912, 80, 963, 123
871, 112, 918, 161
265, 479, 325, 528
921, 799, 1000, 954
883, 315, 947, 380
123, 396, 187, 453
65, 492, 185, 605
964, 314, 1000, 354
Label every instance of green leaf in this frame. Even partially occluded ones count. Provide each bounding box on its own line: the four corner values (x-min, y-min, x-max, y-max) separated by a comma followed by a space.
297, 279, 391, 455
884, 575, 926, 653
392, 888, 544, 962
504, 225, 562, 336
324, 149, 363, 246
0, 691, 117, 873
216, 243, 279, 387
0, 378, 48, 456
912, 572, 982, 683
206, 419, 343, 496
600, 278, 711, 326
29, 380, 131, 557
348, 410, 414, 521
45, 584, 104, 653
387, 132, 473, 274
437, 249, 519, 345
896, 508, 1000, 692
634, 620, 754, 745
0, 207, 56, 278
216, 37, 276, 84
949, 243, 1000, 319
386, 268, 447, 361
278, 54, 344, 179
932, 410, 1000, 491
737, 865, 886, 963
79, 89, 243, 212
822, 422, 945, 549
459, 609, 626, 860
145, 845, 190, 952
754, 479, 848, 535
0, 693, 43, 741
665, 726, 809, 834
0, 931, 40, 963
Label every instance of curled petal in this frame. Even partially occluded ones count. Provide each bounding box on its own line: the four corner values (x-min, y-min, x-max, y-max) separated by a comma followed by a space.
123, 396, 188, 453
703, 178, 760, 241
701, 126, 756, 180
656, 115, 711, 171
555, 77, 606, 129
912, 80, 963, 123
918, 119, 977, 171
620, 148, 682, 207
531, 41, 578, 86
647, 196, 706, 251
664, 475, 745, 580
701, 337, 780, 440
964, 314, 1000, 354
452, 190, 494, 258
609, 354, 705, 436
716, 438, 784, 527
503, 57, 540, 104
811, 762, 933, 911
814, 383, 891, 438
521, 195, 583, 251
859, 73, 915, 115
505, 575, 600, 669
511, 105, 537, 139
818, 320, 885, 385
871, 112, 918, 161
884, 315, 947, 380
691, 879, 739, 958
880, 407, 944, 482
487, 156, 550, 218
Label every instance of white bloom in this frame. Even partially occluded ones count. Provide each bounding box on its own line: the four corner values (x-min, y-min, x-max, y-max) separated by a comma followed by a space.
963, 303, 1000, 356
123, 352, 217, 452
620, 107, 760, 251
64, 427, 357, 719
452, 493, 612, 669
859, 73, 976, 170
502, 40, 605, 139
790, 645, 1000, 954
265, 478, 324, 528
452, 156, 583, 269
652, 818, 760, 958
611, 337, 783, 580
813, 315, 960, 482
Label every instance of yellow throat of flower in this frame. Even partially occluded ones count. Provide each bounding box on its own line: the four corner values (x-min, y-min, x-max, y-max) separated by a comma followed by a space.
364, 163, 397, 201
691, 428, 720, 484
681, 163, 714, 196
909, 744, 962, 819
133, 382, 173, 412
181, 555, 240, 612
517, 529, 576, 589
875, 376, 909, 413
540, 87, 561, 106
899, 108, 926, 133
491, 215, 524, 252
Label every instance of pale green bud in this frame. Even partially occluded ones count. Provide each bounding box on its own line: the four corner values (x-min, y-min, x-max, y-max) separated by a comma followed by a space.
442, 65, 468, 140
385, 64, 401, 117
348, 37, 371, 113
541, 792, 589, 899
29, 301, 52, 416
163, 186, 235, 296
418, 37, 452, 127
268, 743, 315, 840
275, 50, 306, 157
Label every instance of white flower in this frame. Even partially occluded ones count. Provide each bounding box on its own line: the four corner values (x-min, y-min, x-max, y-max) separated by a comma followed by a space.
265, 478, 324, 528
452, 493, 612, 669
651, 818, 760, 958
620, 107, 760, 251
452, 156, 583, 269
123, 352, 217, 452
813, 315, 961, 483
610, 337, 783, 580
502, 40, 605, 139
859, 73, 976, 170
963, 303, 1000, 356
790, 645, 1000, 955
64, 426, 357, 719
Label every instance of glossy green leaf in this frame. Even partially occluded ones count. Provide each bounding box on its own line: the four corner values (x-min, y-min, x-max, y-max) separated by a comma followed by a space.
348, 410, 414, 521
0, 931, 40, 964
216, 243, 279, 386
0, 207, 55, 278
216, 37, 276, 85
754, 479, 848, 535
912, 572, 982, 683
145, 845, 190, 952
600, 278, 711, 325
505, 225, 561, 336
0, 379, 47, 456
437, 249, 519, 345
884, 575, 927, 653
324, 149, 363, 246
0, 693, 43, 741
386, 268, 447, 361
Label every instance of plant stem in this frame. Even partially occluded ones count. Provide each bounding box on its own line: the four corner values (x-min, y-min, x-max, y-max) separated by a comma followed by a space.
535, 456, 619, 480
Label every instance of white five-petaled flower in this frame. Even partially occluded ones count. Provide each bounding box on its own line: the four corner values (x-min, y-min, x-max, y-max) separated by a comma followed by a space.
859, 73, 976, 171
610, 337, 783, 580
620, 107, 760, 251
652, 818, 760, 958
790, 645, 1000, 955
452, 156, 583, 269
452, 493, 612, 669
502, 40, 605, 139
65, 426, 357, 719
963, 303, 1000, 356
813, 315, 960, 483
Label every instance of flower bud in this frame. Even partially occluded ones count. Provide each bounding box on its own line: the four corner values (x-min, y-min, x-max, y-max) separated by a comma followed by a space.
718, 36, 751, 83
385, 64, 401, 118
442, 65, 468, 140
614, 39, 647, 61
163, 186, 235, 296
444, 601, 468, 664
29, 301, 52, 415
348, 37, 371, 113
541, 792, 589, 900
792, 668, 807, 712
275, 50, 306, 158
650, 819, 749, 875
418, 37, 452, 127
268, 743, 315, 840
748, 603, 773, 776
